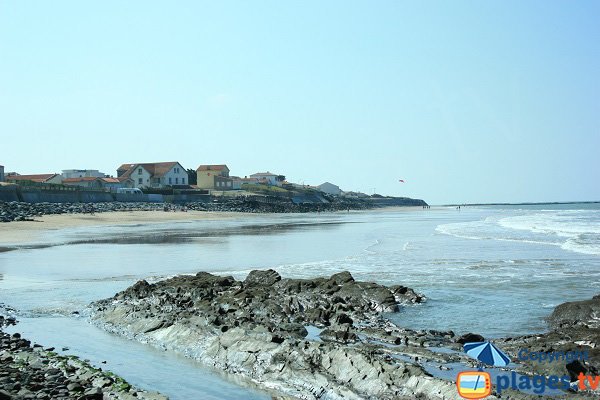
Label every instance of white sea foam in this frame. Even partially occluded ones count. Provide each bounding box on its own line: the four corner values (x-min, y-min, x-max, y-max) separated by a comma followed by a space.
437, 209, 600, 256
498, 211, 600, 237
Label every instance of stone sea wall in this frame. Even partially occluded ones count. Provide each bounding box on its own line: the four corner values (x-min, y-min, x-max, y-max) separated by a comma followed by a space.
0, 196, 377, 222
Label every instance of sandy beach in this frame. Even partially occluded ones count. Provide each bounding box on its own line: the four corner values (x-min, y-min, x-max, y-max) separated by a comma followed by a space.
0, 210, 250, 246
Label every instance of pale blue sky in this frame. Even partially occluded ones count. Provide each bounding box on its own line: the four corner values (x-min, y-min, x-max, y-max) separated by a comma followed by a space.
1, 1, 598, 204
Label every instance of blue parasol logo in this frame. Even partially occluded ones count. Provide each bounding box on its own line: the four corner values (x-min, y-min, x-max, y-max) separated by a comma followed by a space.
463, 341, 511, 367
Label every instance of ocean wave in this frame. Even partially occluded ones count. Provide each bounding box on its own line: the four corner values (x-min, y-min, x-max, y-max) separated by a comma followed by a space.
436, 209, 600, 256
498, 211, 600, 237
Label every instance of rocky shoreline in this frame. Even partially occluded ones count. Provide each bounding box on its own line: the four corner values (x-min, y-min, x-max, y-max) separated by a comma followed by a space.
89, 270, 458, 399
0, 196, 386, 223
0, 306, 167, 400
5, 270, 597, 399
87, 269, 600, 399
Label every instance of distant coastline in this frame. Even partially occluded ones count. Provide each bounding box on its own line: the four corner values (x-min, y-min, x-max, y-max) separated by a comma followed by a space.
443, 201, 600, 207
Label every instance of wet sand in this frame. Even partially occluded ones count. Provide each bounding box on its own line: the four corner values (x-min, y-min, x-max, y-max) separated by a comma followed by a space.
0, 210, 251, 245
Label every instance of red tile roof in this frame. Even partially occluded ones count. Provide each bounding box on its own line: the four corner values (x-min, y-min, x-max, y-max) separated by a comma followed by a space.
6, 174, 59, 183
101, 177, 120, 183
118, 162, 183, 179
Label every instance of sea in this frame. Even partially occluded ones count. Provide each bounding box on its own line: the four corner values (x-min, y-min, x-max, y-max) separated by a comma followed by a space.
1, 203, 599, 399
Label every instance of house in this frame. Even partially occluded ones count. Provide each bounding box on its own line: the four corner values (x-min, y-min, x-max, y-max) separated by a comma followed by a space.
117, 162, 188, 189
317, 182, 342, 196
0, 165, 4, 182
5, 174, 63, 185
196, 165, 232, 190
62, 177, 104, 189
62, 177, 127, 191
231, 177, 260, 190
117, 176, 135, 189
62, 169, 106, 179
249, 172, 281, 186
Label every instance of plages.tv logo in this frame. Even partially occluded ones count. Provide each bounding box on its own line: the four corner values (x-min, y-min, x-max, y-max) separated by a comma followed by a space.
456, 371, 492, 399
456, 341, 599, 398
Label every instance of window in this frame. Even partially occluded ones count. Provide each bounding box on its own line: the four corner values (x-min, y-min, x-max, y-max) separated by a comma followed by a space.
169, 177, 172, 184
138, 168, 142, 175
175, 177, 179, 184
182, 178, 186, 184
138, 178, 142, 184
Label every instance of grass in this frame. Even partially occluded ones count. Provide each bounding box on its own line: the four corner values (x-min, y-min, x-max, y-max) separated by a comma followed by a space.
241, 184, 290, 194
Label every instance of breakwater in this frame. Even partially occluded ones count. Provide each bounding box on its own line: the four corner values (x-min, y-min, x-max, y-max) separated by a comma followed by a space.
0, 192, 426, 222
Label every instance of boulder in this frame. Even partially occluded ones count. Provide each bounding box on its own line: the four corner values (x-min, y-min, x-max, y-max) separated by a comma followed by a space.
456, 333, 485, 344
244, 269, 281, 287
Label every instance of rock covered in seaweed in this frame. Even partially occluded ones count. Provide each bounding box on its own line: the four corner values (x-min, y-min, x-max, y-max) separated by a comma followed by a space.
90, 270, 461, 400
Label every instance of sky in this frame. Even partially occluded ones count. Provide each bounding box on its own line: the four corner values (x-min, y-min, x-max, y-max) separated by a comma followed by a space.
1, 1, 598, 204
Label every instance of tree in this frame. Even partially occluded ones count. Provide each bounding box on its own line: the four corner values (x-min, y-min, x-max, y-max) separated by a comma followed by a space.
276, 175, 286, 182
187, 169, 197, 185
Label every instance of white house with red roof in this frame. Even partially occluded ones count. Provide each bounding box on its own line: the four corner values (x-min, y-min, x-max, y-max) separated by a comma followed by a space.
117, 162, 188, 189
250, 172, 282, 186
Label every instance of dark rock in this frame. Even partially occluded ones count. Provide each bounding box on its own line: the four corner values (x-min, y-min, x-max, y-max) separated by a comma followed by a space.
329, 271, 354, 285
82, 387, 103, 399
89, 270, 440, 399
244, 269, 281, 287
547, 294, 600, 329
456, 333, 485, 344
334, 313, 353, 325
566, 360, 587, 382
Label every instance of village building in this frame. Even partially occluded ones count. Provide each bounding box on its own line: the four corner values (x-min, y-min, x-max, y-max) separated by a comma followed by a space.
4, 174, 63, 185
249, 172, 282, 186
61, 169, 106, 179
62, 177, 127, 191
196, 165, 233, 190
231, 177, 260, 190
317, 182, 342, 196
117, 162, 188, 189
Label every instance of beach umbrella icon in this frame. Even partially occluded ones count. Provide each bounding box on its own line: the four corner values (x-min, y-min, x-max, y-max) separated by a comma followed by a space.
463, 342, 511, 367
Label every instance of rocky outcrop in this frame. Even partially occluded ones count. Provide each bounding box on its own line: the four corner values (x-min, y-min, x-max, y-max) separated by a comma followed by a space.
0, 305, 167, 400
90, 270, 463, 400
548, 294, 600, 330
498, 295, 600, 388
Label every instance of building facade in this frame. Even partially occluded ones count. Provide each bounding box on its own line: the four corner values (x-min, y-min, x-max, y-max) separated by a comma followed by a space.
0, 165, 4, 182
61, 177, 126, 191
61, 169, 106, 179
196, 165, 230, 189
249, 172, 281, 186
117, 162, 188, 189
317, 182, 342, 196
5, 174, 63, 185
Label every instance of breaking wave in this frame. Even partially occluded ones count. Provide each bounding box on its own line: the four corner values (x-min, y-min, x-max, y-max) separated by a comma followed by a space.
436, 209, 600, 256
